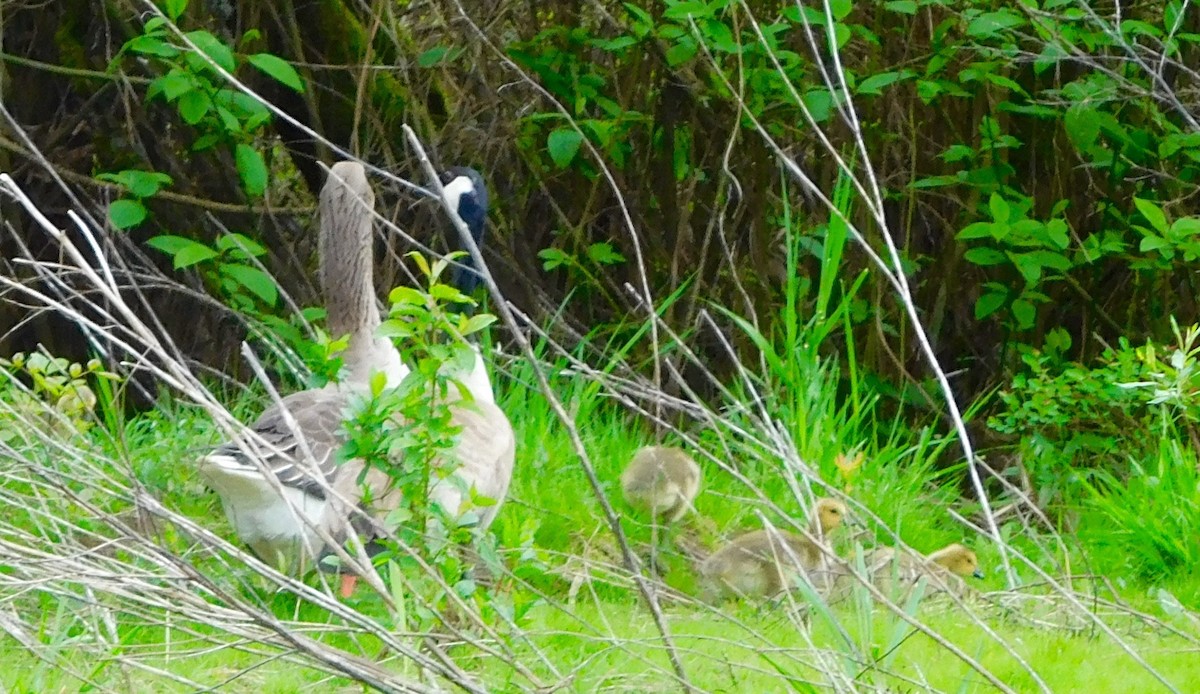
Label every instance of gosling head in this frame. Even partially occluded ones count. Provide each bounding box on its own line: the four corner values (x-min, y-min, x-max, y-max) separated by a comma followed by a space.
439, 166, 490, 297
929, 543, 984, 579
812, 497, 850, 535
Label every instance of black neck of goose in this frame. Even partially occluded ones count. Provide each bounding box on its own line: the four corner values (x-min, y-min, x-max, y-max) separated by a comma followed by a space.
450, 205, 487, 316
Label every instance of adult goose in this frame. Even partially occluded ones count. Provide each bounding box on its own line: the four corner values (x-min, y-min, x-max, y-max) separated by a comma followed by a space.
437, 165, 495, 405
198, 162, 515, 589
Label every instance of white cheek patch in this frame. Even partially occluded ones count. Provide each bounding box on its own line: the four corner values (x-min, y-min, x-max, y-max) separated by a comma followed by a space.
442, 175, 475, 212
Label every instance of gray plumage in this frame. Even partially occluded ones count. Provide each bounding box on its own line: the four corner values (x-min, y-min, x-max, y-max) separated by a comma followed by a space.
201, 389, 514, 574
198, 161, 514, 577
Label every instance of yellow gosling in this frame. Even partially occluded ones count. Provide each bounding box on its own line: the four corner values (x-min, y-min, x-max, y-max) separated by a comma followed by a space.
835, 542, 984, 602
699, 498, 850, 600
620, 446, 702, 523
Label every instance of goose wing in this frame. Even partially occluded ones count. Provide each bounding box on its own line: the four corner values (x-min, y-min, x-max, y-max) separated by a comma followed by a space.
205, 388, 350, 499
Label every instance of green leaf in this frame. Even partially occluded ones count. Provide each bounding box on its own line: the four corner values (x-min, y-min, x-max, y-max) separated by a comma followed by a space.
430, 283, 469, 303
1138, 233, 1170, 254
975, 291, 1006, 319
407, 251, 431, 280
966, 10, 1025, 38
460, 314, 497, 336
1013, 254, 1042, 283
221, 263, 278, 305
389, 286, 426, 306
192, 134, 221, 151
216, 232, 267, 258
945, 144, 974, 163
172, 242, 218, 269
149, 71, 194, 101
1170, 217, 1200, 237
1064, 107, 1101, 151
538, 248, 569, 271
243, 108, 272, 133
664, 39, 697, 66
663, 1, 712, 20
108, 200, 147, 230
418, 46, 450, 68
1045, 219, 1070, 249
247, 53, 304, 92
97, 170, 173, 198
216, 106, 242, 133
591, 35, 639, 53
963, 247, 1007, 265
1045, 326, 1072, 353
701, 19, 739, 53
956, 222, 995, 240
1011, 297, 1037, 329
803, 89, 834, 122
128, 35, 180, 58
586, 242, 626, 265
829, 0, 852, 20
235, 144, 268, 197
884, 0, 917, 13
622, 2, 655, 36
547, 128, 583, 169
988, 193, 1010, 224
909, 175, 960, 189
145, 234, 197, 256
857, 71, 909, 96
378, 319, 415, 340
184, 30, 236, 72
1134, 197, 1168, 233
177, 89, 211, 124
833, 23, 852, 49
1025, 250, 1072, 272
163, 0, 187, 20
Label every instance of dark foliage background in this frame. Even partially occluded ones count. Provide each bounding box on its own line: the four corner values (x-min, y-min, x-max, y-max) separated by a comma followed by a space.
4, 0, 1199, 415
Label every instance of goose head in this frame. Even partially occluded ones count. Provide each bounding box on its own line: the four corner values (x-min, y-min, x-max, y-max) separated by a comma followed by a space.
439, 166, 489, 298
811, 497, 850, 536
928, 543, 984, 579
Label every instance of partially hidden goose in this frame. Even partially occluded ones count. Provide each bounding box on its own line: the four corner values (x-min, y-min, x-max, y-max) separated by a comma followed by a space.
698, 497, 850, 601
832, 542, 984, 602
198, 162, 514, 594
620, 446, 702, 523
437, 165, 494, 405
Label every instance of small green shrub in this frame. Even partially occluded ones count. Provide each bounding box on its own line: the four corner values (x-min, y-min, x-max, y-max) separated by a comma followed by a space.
0, 351, 119, 443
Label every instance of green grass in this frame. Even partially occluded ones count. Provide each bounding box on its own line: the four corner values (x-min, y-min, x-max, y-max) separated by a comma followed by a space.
3, 322, 1200, 692
4, 358, 1200, 693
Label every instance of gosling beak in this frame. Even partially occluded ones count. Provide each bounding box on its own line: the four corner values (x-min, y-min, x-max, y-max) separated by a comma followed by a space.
972, 569, 985, 580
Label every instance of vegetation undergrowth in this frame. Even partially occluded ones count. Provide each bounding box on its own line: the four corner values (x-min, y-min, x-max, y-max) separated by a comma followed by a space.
4, 349, 1200, 691
5, 281, 1200, 690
